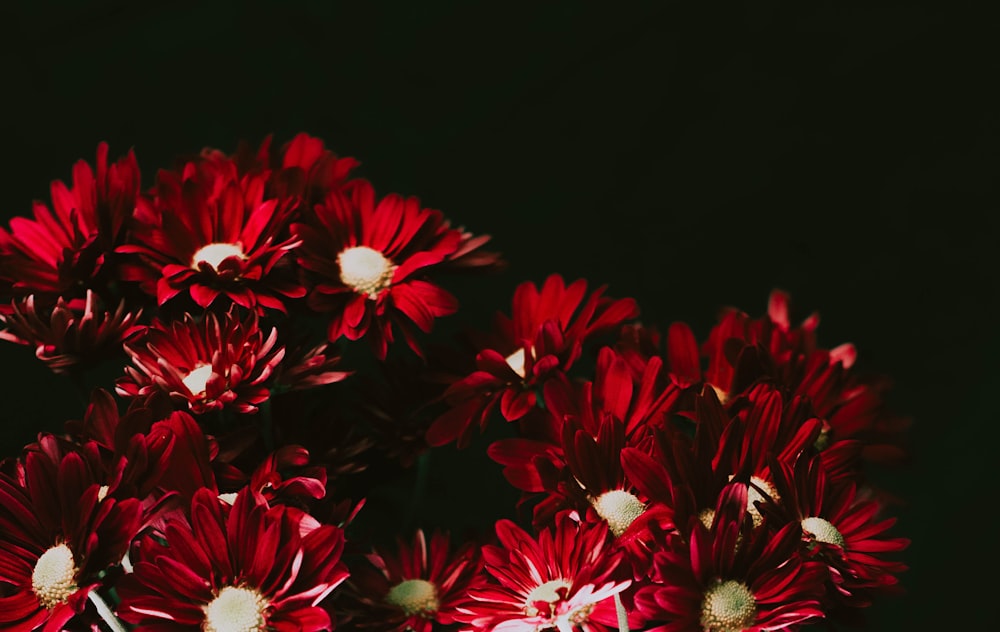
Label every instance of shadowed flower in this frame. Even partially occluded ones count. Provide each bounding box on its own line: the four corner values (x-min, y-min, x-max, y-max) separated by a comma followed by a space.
338, 529, 484, 632
0, 142, 141, 311
0, 291, 142, 375
0, 441, 142, 631
116, 487, 348, 631
116, 308, 284, 414
292, 178, 470, 359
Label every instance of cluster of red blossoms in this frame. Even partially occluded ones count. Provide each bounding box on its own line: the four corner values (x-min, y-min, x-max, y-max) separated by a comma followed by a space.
0, 135, 909, 631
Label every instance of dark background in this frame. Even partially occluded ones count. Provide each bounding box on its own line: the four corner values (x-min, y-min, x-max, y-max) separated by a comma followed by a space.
1, 1, 997, 628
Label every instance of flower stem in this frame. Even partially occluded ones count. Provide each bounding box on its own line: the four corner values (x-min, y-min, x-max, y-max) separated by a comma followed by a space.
615, 592, 630, 632
89, 590, 129, 632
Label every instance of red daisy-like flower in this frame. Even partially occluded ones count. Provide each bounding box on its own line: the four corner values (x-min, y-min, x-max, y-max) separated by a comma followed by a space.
764, 455, 909, 612
0, 142, 141, 311
292, 178, 467, 359
635, 482, 826, 632
426, 275, 639, 448
116, 308, 285, 414
0, 440, 142, 631
117, 146, 305, 313
457, 512, 635, 632
0, 291, 143, 375
116, 487, 349, 631
269, 132, 360, 204
338, 529, 484, 632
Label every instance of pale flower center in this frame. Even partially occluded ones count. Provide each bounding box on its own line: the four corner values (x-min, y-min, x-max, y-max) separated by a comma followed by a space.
591, 490, 646, 537
97, 485, 109, 501
182, 363, 214, 397
337, 246, 396, 299
525, 578, 572, 617
700, 579, 757, 632
384, 578, 440, 616
746, 476, 779, 528
218, 492, 239, 505
698, 508, 717, 530
32, 543, 78, 609
192, 242, 245, 271
505, 347, 527, 379
801, 516, 846, 549
203, 585, 268, 632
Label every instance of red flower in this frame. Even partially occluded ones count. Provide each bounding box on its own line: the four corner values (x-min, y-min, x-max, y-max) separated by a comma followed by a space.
634, 482, 826, 632
457, 512, 635, 632
116, 308, 285, 414
765, 455, 909, 611
270, 132, 360, 204
0, 142, 140, 310
338, 529, 484, 632
116, 487, 348, 631
0, 441, 141, 631
426, 275, 639, 448
292, 179, 467, 359
0, 291, 142, 375
117, 147, 305, 313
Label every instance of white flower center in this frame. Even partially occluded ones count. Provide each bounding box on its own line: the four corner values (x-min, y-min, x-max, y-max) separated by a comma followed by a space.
505, 347, 527, 379
525, 579, 571, 617
203, 585, 268, 632
182, 363, 214, 397
32, 543, 78, 609
192, 242, 245, 271
384, 578, 440, 616
698, 508, 717, 530
337, 246, 396, 299
97, 485, 110, 501
801, 516, 846, 549
591, 490, 646, 537
218, 492, 239, 505
746, 476, 779, 528
700, 579, 757, 632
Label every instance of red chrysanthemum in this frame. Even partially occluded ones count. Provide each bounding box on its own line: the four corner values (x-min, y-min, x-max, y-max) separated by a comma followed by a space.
634, 482, 826, 632
426, 274, 639, 448
117, 147, 306, 313
292, 178, 467, 359
116, 308, 285, 414
457, 512, 635, 632
0, 142, 140, 311
764, 455, 909, 612
0, 440, 141, 631
116, 487, 348, 631
0, 290, 143, 375
338, 529, 484, 632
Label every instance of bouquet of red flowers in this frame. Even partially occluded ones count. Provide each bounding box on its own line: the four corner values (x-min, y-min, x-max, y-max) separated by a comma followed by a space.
0, 134, 909, 631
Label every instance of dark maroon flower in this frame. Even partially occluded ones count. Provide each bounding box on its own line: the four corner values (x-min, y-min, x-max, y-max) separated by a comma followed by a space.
0, 291, 142, 375
116, 487, 348, 631
426, 274, 639, 448
116, 308, 285, 415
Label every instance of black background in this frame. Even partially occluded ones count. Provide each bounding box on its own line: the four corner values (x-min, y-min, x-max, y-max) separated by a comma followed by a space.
1, 1, 997, 629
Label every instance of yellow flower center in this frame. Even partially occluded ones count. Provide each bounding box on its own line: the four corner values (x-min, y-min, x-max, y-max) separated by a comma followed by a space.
384, 578, 440, 617
182, 363, 214, 397
337, 246, 396, 299
590, 490, 646, 537
801, 516, 846, 549
192, 242, 245, 271
700, 579, 757, 632
32, 543, 78, 609
203, 585, 269, 632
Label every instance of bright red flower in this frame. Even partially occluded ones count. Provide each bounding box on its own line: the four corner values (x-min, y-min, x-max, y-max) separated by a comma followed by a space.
116, 487, 348, 631
269, 132, 360, 204
116, 308, 285, 415
764, 455, 909, 612
457, 512, 636, 632
0, 291, 142, 375
117, 147, 305, 313
292, 179, 467, 359
634, 482, 826, 632
0, 142, 140, 311
338, 529, 484, 632
426, 275, 639, 448
0, 440, 142, 631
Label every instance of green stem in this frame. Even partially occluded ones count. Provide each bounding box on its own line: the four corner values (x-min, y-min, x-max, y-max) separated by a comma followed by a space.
615, 592, 630, 632
88, 591, 129, 632
405, 450, 431, 531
